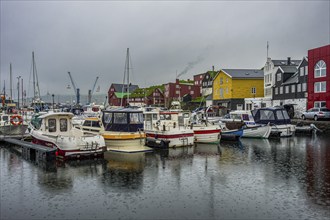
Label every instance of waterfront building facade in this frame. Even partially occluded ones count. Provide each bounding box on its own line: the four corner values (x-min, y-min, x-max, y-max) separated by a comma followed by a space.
108, 83, 139, 106
263, 57, 301, 107
201, 70, 218, 97
307, 44, 330, 109
212, 69, 264, 111
127, 85, 165, 107
164, 79, 201, 108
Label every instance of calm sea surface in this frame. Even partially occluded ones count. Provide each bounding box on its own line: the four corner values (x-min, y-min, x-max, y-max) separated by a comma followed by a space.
1, 136, 330, 219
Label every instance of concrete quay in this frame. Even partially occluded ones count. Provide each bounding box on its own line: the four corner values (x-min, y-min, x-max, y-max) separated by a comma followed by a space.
292, 119, 330, 134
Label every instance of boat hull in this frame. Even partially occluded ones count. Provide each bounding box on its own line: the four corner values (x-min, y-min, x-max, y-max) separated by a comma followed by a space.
30, 131, 106, 159
242, 125, 272, 139
0, 124, 28, 137
220, 129, 243, 141
193, 126, 221, 143
145, 130, 194, 148
270, 124, 296, 137
102, 132, 146, 149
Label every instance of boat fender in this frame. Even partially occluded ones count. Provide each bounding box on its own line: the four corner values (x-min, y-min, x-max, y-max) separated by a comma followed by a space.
10, 115, 23, 126
163, 124, 166, 131
190, 123, 193, 129
173, 122, 176, 128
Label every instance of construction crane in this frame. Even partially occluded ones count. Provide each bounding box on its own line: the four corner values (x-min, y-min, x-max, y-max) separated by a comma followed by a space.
67, 71, 80, 105
88, 76, 99, 104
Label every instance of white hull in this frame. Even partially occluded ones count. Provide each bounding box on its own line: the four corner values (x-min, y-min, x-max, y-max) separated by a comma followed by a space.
271, 124, 296, 137
192, 125, 221, 143
145, 129, 194, 148
30, 130, 106, 156
242, 125, 272, 139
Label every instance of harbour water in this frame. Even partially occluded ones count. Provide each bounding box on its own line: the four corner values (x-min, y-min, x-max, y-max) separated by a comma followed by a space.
1, 136, 330, 219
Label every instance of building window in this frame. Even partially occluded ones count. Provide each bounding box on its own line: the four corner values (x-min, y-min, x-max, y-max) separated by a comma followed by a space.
226, 78, 228, 83
275, 87, 278, 95
246, 103, 252, 110
314, 81, 326, 93
220, 88, 224, 98
190, 91, 194, 95
314, 60, 326, 78
291, 85, 295, 93
226, 88, 229, 93
220, 77, 223, 85
280, 87, 283, 94
297, 84, 301, 92
285, 86, 289, 93
300, 67, 304, 76
251, 87, 256, 94
314, 101, 326, 108
237, 104, 243, 110
302, 83, 307, 92
277, 73, 281, 81
305, 66, 308, 75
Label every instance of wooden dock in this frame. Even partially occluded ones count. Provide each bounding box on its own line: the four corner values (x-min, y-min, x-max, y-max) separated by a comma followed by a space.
3, 138, 56, 162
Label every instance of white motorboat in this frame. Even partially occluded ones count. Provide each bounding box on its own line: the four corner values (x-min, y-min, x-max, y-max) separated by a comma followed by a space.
29, 112, 106, 159
0, 113, 29, 139
190, 110, 221, 143
144, 109, 194, 148
219, 110, 271, 139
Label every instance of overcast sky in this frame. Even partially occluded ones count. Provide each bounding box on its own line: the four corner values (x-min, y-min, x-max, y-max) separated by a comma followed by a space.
1, 1, 329, 98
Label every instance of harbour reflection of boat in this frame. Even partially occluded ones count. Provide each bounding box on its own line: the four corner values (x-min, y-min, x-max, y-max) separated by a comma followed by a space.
156, 146, 194, 159
102, 151, 147, 190
240, 138, 271, 148
194, 143, 221, 156
104, 151, 146, 172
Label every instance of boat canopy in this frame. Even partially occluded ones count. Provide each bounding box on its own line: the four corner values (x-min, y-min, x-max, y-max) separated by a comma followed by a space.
102, 108, 144, 132
252, 107, 291, 125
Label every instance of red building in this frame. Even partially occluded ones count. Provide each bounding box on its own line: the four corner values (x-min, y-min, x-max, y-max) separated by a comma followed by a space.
307, 44, 330, 109
164, 79, 201, 107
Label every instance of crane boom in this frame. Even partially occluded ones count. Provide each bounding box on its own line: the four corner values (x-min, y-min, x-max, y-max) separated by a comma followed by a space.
91, 76, 99, 95
67, 72, 77, 96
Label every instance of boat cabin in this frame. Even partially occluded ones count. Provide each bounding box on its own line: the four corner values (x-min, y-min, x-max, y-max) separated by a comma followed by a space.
31, 112, 74, 135
252, 107, 291, 125
102, 108, 144, 132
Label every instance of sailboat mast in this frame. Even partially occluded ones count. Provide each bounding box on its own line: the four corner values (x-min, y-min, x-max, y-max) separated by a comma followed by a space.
32, 51, 36, 100
10, 63, 12, 101
127, 48, 130, 104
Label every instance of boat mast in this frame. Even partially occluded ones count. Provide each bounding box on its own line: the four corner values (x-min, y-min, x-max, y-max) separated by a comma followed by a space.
121, 48, 130, 107
32, 51, 41, 102
10, 63, 12, 101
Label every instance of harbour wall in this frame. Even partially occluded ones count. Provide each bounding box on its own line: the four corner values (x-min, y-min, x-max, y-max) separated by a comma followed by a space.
292, 119, 330, 135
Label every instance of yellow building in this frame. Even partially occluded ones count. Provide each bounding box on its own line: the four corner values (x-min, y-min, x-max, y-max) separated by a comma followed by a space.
213, 69, 264, 111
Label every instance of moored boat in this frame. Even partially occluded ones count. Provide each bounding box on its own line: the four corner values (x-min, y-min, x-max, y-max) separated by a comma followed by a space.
252, 107, 295, 137
144, 110, 194, 148
100, 107, 146, 149
29, 112, 106, 159
190, 110, 221, 143
0, 113, 29, 139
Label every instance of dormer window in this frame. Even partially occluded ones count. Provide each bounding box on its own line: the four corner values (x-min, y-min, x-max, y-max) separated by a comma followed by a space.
314, 60, 326, 78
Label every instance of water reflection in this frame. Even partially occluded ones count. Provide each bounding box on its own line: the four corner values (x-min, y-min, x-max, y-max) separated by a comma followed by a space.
101, 151, 147, 190
1, 135, 330, 219
194, 143, 221, 156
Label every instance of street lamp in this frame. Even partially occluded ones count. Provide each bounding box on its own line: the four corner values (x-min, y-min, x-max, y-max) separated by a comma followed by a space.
17, 76, 21, 109
52, 94, 55, 110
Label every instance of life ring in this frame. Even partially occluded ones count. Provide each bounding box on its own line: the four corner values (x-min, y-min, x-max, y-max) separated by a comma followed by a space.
10, 115, 23, 126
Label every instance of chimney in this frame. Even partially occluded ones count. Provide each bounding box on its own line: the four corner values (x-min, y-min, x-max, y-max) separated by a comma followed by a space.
176, 78, 179, 84
212, 66, 215, 72
287, 57, 291, 65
